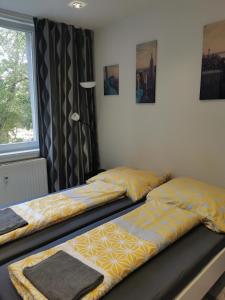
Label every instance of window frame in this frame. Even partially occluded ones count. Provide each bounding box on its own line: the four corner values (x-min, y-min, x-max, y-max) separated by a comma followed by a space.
0, 11, 39, 161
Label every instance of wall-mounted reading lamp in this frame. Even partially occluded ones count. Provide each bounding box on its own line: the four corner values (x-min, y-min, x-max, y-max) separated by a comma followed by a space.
80, 81, 96, 89
71, 81, 96, 128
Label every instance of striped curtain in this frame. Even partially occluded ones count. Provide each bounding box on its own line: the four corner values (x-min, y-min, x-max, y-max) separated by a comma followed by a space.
34, 18, 99, 193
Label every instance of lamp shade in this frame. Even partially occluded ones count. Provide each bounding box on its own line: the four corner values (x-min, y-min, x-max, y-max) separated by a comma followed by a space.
80, 81, 96, 88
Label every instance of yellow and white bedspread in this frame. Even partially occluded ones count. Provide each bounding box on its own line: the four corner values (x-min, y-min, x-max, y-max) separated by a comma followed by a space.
0, 181, 126, 246
9, 200, 200, 300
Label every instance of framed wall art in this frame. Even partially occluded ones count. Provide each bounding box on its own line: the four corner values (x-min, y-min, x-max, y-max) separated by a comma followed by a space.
136, 40, 157, 103
200, 20, 225, 100
104, 64, 119, 95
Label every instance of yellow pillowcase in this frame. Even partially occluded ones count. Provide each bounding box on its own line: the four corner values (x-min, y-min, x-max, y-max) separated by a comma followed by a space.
147, 177, 225, 233
87, 167, 170, 202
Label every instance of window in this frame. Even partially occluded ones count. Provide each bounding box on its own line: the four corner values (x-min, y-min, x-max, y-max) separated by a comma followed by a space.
0, 12, 39, 159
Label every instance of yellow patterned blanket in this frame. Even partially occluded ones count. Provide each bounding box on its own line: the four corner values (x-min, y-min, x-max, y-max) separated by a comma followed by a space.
0, 181, 126, 246
9, 200, 200, 300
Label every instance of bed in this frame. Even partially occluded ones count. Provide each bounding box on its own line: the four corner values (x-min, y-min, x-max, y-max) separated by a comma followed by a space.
102, 225, 225, 300
0, 194, 143, 265
0, 203, 143, 300
0, 213, 224, 300
0, 166, 167, 265
2, 176, 225, 299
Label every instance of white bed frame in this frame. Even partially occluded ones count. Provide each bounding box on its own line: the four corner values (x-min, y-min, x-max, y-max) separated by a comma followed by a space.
176, 247, 225, 300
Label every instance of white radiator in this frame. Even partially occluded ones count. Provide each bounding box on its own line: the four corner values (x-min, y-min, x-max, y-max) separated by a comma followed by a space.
0, 158, 48, 206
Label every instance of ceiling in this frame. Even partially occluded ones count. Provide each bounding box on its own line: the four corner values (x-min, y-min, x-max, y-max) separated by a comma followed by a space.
0, 0, 152, 29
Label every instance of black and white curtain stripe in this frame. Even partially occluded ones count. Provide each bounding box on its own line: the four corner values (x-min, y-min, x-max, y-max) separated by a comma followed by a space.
34, 18, 99, 192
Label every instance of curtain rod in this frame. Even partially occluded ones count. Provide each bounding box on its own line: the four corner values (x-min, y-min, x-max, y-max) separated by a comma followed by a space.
0, 8, 33, 26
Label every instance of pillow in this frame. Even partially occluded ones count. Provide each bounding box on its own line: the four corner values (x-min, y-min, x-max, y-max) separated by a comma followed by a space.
87, 166, 170, 202
147, 177, 225, 233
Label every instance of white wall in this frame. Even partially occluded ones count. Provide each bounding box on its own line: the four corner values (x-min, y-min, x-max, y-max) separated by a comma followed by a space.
94, 0, 225, 188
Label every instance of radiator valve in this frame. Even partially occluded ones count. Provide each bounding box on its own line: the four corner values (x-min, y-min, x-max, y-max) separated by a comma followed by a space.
3, 176, 9, 185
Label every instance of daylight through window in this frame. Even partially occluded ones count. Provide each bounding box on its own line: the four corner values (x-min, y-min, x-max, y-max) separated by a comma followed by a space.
0, 21, 38, 154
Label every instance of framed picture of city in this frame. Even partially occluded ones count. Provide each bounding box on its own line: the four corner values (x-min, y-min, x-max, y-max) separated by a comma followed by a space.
104, 64, 119, 96
136, 40, 157, 103
200, 20, 225, 100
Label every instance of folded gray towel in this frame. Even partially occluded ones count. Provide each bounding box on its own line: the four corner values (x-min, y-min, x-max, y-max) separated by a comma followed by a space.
0, 208, 28, 235
23, 250, 104, 300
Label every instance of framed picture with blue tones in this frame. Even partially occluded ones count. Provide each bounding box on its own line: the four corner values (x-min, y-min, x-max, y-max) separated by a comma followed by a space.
136, 40, 157, 103
104, 64, 119, 95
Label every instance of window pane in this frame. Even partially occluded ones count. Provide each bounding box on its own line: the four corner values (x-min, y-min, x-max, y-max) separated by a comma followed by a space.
0, 26, 35, 145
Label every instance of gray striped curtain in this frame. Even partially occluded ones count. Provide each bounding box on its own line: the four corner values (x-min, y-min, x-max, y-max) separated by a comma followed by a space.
34, 18, 99, 192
